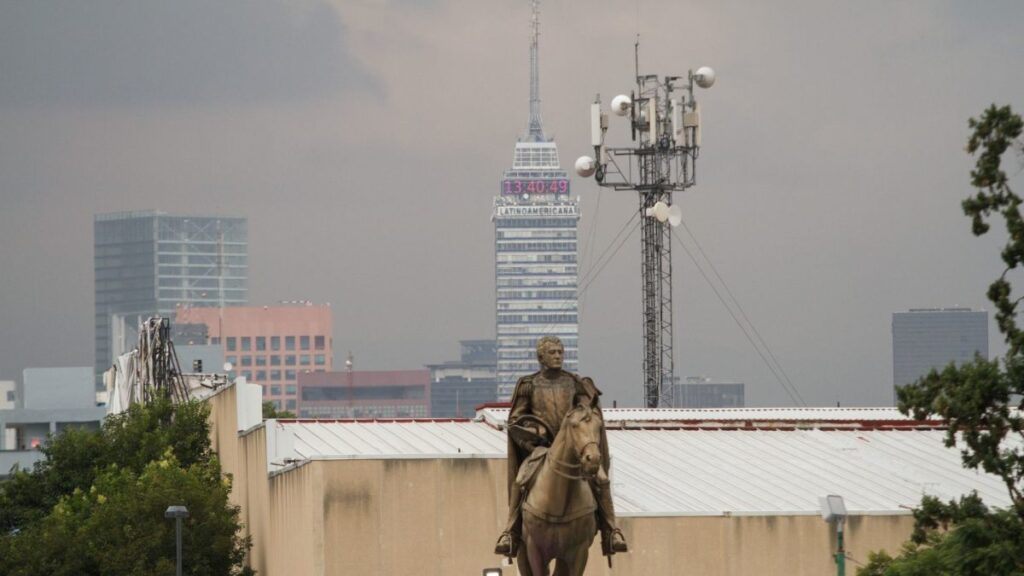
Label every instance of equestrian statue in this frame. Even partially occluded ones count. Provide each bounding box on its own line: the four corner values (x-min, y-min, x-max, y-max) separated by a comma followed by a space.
494, 335, 628, 575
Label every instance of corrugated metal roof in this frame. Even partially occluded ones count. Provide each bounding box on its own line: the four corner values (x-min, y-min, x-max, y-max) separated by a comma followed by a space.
269, 418, 1018, 517
478, 406, 935, 426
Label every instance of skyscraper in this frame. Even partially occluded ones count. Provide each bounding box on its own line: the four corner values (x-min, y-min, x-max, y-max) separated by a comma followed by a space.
493, 0, 579, 399
94, 211, 248, 381
892, 307, 988, 401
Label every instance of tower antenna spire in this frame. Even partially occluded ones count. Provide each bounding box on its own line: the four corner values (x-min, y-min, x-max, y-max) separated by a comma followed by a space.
527, 0, 545, 142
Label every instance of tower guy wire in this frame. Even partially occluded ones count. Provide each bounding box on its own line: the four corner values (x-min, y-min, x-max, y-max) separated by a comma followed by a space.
670, 226, 807, 406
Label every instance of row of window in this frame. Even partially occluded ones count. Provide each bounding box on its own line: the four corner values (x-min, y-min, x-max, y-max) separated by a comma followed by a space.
497, 290, 577, 300
496, 313, 578, 324
497, 254, 577, 264
494, 218, 578, 228
496, 242, 577, 253
262, 384, 298, 396
298, 405, 429, 419
237, 368, 324, 382
497, 230, 576, 240
226, 354, 327, 368
266, 399, 298, 412
226, 335, 327, 352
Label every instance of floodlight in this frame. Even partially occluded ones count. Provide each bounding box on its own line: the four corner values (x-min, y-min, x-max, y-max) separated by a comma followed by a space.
482, 569, 502, 576
819, 494, 847, 523
165, 505, 189, 519
575, 156, 597, 177
223, 362, 233, 372
694, 66, 716, 88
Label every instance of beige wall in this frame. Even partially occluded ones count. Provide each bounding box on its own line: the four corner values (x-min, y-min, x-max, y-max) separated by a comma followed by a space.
205, 388, 915, 576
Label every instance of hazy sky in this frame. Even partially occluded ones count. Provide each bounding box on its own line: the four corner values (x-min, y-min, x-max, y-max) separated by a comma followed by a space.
1, 0, 1022, 407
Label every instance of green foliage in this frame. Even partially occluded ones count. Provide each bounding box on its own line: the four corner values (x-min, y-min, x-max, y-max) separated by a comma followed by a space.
0, 398, 252, 576
861, 105, 1024, 574
262, 400, 295, 419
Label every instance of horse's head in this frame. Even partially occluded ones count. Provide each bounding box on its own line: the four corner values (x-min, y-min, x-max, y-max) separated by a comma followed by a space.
562, 404, 603, 477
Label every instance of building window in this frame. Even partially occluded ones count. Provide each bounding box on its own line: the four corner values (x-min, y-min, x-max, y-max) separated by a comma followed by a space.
271, 336, 280, 351
255, 370, 267, 382
226, 337, 237, 352
226, 355, 237, 365
300, 336, 310, 351
273, 400, 282, 410
242, 370, 253, 380
286, 336, 296, 351
255, 356, 267, 366
285, 355, 296, 366
270, 355, 281, 366
315, 354, 325, 366
271, 370, 282, 381
300, 355, 311, 366
271, 385, 281, 396
315, 335, 325, 350
285, 370, 296, 380
286, 399, 296, 411
285, 384, 296, 395
240, 356, 252, 367
6, 391, 13, 402
210, 337, 220, 345
241, 337, 251, 351
256, 336, 266, 351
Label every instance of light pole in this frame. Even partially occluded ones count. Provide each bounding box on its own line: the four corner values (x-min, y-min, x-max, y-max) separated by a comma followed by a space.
165, 505, 190, 576
820, 495, 847, 576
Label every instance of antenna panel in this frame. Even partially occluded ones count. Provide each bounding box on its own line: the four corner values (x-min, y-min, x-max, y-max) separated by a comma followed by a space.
648, 96, 658, 143
671, 98, 683, 145
591, 103, 604, 147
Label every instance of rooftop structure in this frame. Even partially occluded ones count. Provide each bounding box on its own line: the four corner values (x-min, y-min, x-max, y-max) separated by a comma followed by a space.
425, 339, 497, 417
296, 369, 430, 419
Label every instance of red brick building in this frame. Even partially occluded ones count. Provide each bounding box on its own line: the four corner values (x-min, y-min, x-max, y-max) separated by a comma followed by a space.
297, 370, 431, 418
176, 302, 332, 412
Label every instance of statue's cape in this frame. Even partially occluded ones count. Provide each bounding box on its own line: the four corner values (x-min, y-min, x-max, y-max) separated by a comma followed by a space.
506, 371, 611, 502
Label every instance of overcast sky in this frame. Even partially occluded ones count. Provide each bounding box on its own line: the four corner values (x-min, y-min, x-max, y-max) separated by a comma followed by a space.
1, 0, 1022, 407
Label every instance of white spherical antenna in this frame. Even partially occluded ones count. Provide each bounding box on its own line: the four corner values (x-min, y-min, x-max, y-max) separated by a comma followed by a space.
694, 66, 716, 89
645, 201, 671, 222
575, 156, 597, 177
223, 362, 233, 372
611, 94, 632, 116
667, 204, 683, 227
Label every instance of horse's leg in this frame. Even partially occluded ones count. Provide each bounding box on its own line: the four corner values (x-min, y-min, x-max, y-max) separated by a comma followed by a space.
516, 547, 534, 576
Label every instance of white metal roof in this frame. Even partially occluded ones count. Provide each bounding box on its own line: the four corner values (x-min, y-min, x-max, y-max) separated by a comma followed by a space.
265, 418, 1017, 517
477, 406, 934, 427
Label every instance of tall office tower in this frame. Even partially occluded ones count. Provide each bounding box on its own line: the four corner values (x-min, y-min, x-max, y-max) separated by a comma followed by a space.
94, 211, 248, 382
493, 0, 579, 400
892, 308, 988, 401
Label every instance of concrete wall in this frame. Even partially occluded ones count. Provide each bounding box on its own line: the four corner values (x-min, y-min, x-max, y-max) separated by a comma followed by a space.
22, 367, 95, 409
204, 387, 916, 576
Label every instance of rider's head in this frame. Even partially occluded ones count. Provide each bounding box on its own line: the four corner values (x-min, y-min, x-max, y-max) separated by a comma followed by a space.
536, 336, 564, 370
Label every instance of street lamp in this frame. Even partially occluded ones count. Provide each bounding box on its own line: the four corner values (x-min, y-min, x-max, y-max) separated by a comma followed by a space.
819, 495, 847, 576
482, 569, 502, 576
165, 505, 190, 576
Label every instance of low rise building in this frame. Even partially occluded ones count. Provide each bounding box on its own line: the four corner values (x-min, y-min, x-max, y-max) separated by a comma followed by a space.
0, 368, 106, 478
297, 369, 430, 418
204, 384, 1014, 576
426, 339, 497, 417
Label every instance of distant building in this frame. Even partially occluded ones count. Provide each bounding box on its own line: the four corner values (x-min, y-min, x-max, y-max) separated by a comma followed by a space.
297, 370, 430, 419
94, 211, 248, 384
174, 344, 225, 376
0, 380, 14, 411
671, 377, 745, 408
426, 340, 497, 418
0, 368, 106, 477
175, 303, 333, 414
492, 4, 578, 401
892, 308, 988, 401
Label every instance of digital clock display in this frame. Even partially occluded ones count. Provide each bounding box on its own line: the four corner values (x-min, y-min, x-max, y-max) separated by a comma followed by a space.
502, 178, 570, 196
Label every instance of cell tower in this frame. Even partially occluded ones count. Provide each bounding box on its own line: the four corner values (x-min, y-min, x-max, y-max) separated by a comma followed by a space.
575, 57, 716, 408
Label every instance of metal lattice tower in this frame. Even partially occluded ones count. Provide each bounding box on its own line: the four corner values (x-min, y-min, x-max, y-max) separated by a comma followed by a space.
582, 65, 715, 407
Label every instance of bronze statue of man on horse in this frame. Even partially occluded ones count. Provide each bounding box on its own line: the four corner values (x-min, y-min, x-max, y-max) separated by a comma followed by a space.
494, 335, 628, 571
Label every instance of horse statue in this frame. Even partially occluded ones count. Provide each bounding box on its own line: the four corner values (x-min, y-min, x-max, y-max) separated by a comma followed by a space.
516, 404, 605, 576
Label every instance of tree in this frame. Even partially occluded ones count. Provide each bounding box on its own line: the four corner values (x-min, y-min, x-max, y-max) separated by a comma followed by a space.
860, 105, 1024, 575
0, 398, 253, 576
262, 400, 295, 419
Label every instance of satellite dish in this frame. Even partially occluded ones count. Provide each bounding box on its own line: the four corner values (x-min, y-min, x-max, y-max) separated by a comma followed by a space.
223, 362, 233, 372
694, 66, 716, 89
575, 156, 597, 177
645, 201, 671, 222
611, 94, 632, 116
667, 204, 683, 227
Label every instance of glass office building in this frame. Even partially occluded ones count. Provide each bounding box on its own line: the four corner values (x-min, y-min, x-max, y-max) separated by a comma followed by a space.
493, 141, 579, 400
94, 211, 248, 381
892, 307, 988, 402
